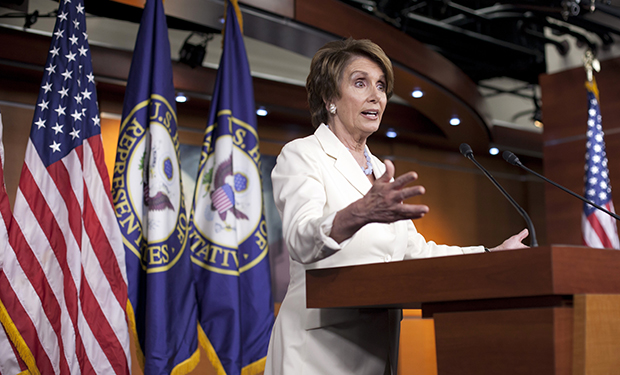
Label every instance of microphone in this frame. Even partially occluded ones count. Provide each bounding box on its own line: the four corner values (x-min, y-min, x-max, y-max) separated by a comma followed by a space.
459, 143, 538, 247
503, 150, 620, 221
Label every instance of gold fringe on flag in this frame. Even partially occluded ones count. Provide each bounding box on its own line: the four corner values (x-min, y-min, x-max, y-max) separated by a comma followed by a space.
0, 298, 38, 374
585, 76, 600, 103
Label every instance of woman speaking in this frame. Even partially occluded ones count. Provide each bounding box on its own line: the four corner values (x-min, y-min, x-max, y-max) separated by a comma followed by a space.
264, 38, 528, 375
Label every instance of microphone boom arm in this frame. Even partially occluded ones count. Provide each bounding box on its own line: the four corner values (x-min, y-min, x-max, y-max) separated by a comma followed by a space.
467, 155, 539, 247
504, 151, 620, 221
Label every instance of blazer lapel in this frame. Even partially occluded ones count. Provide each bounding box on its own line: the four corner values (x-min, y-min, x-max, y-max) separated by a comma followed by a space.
315, 124, 372, 196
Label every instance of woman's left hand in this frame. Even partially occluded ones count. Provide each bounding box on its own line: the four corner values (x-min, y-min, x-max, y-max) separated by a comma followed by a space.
489, 228, 530, 251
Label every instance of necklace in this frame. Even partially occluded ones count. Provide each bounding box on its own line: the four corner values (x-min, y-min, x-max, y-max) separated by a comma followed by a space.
362, 149, 373, 175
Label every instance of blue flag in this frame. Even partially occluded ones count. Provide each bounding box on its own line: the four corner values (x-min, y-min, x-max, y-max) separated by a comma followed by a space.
112, 0, 199, 374
188, 1, 274, 373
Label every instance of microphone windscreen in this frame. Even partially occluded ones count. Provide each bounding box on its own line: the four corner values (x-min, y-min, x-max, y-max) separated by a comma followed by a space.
459, 143, 473, 158
502, 151, 520, 166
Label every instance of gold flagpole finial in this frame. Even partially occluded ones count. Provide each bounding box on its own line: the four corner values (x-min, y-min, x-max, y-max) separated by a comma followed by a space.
583, 49, 600, 83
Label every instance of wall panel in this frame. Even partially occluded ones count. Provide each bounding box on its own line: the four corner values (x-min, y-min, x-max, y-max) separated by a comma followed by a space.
540, 56, 620, 245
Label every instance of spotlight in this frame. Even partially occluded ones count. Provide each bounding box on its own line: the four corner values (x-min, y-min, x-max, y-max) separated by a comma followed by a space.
450, 116, 460, 126
532, 107, 543, 128
179, 33, 213, 69
386, 128, 397, 138
256, 107, 268, 117
489, 147, 499, 155
175, 93, 187, 103
411, 89, 423, 98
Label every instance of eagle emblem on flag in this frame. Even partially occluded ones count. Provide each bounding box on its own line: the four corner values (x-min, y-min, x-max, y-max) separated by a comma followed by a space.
143, 143, 175, 212
211, 154, 249, 221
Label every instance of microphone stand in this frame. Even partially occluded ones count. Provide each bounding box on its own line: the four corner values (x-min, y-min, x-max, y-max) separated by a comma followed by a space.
503, 151, 620, 221
460, 144, 538, 247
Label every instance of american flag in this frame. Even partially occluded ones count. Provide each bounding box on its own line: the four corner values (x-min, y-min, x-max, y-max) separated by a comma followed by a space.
581, 77, 620, 249
0, 1, 131, 374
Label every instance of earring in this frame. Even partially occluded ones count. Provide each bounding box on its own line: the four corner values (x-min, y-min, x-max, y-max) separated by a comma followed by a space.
329, 103, 337, 114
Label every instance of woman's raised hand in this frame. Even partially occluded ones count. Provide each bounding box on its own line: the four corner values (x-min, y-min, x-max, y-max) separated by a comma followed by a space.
330, 160, 429, 243
360, 159, 429, 223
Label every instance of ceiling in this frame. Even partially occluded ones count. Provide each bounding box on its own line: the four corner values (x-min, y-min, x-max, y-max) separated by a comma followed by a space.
340, 0, 620, 84
1, 0, 619, 157
335, 0, 620, 139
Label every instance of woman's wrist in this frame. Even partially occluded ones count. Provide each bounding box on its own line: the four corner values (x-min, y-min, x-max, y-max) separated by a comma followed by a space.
330, 200, 368, 243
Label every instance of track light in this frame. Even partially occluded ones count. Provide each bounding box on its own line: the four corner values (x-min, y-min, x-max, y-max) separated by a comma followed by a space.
24, 10, 38, 28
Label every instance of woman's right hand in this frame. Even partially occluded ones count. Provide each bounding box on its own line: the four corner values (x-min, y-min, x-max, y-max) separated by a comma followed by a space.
330, 159, 429, 243
359, 159, 429, 223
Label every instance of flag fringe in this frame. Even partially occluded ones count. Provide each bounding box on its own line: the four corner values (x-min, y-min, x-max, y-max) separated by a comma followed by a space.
585, 77, 600, 102
128, 302, 201, 375
126, 300, 145, 370
0, 298, 39, 374
170, 331, 201, 375
198, 325, 227, 375
198, 325, 268, 375
241, 356, 267, 375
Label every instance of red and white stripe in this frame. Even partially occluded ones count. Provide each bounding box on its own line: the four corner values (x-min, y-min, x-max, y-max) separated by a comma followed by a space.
212, 186, 233, 213
1, 135, 130, 374
582, 202, 620, 249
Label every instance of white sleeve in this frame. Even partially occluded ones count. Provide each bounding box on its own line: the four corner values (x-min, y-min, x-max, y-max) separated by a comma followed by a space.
404, 220, 485, 259
271, 141, 352, 264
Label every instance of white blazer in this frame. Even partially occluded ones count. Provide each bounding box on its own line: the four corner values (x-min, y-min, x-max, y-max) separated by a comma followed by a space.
264, 124, 483, 375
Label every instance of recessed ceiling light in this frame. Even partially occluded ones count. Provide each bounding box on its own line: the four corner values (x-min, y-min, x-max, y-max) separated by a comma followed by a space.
386, 128, 397, 138
450, 116, 460, 126
175, 93, 187, 103
411, 89, 423, 98
489, 147, 499, 155
256, 107, 268, 117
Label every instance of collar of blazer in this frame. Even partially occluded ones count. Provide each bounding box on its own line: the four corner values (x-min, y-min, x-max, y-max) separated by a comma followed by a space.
314, 124, 382, 196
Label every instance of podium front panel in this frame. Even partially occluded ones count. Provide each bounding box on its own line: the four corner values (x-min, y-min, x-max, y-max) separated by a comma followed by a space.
433, 307, 572, 375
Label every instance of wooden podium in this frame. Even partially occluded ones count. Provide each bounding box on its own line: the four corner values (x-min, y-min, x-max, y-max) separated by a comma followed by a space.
306, 245, 620, 375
